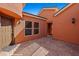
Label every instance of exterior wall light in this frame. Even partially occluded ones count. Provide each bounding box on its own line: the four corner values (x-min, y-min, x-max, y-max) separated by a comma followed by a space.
72, 18, 76, 24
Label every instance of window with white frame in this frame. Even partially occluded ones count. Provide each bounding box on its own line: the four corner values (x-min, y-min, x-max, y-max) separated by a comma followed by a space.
34, 22, 39, 34
25, 21, 32, 35
25, 21, 39, 35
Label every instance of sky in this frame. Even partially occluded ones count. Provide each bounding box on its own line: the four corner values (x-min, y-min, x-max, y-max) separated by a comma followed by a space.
23, 3, 68, 15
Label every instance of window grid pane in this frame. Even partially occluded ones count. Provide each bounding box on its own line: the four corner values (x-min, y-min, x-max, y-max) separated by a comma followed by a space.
34, 29, 39, 34
25, 21, 32, 28
25, 29, 32, 35
34, 22, 39, 34
34, 22, 39, 28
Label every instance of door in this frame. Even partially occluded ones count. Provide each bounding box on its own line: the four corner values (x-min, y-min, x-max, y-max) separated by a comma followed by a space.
47, 23, 52, 35
0, 15, 12, 49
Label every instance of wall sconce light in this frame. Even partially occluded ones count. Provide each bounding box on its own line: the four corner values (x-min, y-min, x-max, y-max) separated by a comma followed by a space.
17, 19, 22, 24
72, 18, 76, 24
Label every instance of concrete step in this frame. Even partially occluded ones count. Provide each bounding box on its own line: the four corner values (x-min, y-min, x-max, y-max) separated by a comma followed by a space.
14, 43, 40, 56
0, 44, 21, 56
32, 47, 49, 56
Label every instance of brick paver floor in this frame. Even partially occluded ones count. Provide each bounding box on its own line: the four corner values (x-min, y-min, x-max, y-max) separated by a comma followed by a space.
13, 36, 79, 56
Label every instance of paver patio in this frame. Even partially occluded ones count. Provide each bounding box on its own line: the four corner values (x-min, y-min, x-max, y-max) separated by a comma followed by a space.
13, 36, 79, 56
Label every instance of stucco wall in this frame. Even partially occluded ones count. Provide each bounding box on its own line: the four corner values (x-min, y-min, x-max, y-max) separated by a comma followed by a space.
53, 4, 79, 44
0, 3, 23, 17
39, 8, 58, 23
14, 19, 25, 38
15, 15, 47, 43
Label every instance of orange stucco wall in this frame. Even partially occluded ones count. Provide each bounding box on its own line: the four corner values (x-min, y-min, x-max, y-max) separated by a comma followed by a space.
53, 4, 79, 44
0, 3, 23, 19
39, 8, 59, 23
15, 29, 25, 43
15, 14, 47, 43
39, 8, 59, 35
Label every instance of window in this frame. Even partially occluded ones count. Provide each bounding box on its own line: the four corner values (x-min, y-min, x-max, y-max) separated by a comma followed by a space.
25, 21, 32, 35
25, 29, 32, 35
25, 21, 39, 35
34, 22, 39, 34
34, 29, 39, 34
25, 21, 32, 28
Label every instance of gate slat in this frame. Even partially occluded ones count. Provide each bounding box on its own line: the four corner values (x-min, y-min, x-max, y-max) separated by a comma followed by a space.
0, 16, 2, 49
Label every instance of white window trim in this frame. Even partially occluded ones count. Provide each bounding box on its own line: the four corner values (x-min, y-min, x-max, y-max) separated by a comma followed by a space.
24, 21, 40, 36
33, 22, 40, 35
25, 21, 33, 36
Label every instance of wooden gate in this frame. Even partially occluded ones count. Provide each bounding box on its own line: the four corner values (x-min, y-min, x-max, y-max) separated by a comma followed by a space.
0, 15, 12, 49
